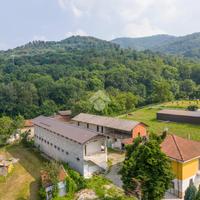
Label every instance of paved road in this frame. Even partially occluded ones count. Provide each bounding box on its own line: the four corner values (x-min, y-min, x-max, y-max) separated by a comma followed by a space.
105, 163, 123, 188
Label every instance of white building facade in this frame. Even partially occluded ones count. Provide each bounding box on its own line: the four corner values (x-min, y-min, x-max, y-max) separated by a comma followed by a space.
33, 116, 107, 178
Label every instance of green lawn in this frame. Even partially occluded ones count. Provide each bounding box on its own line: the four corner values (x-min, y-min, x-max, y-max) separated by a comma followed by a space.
0, 144, 46, 200
121, 102, 200, 141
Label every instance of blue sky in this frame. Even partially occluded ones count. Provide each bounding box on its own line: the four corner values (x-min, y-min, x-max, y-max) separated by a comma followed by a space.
0, 0, 200, 50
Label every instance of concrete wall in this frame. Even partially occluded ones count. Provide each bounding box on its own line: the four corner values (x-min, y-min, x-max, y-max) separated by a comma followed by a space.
75, 121, 104, 133
34, 126, 84, 175
85, 138, 104, 156
34, 125, 107, 177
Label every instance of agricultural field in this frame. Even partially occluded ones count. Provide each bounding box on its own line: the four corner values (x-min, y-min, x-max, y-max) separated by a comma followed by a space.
121, 100, 200, 141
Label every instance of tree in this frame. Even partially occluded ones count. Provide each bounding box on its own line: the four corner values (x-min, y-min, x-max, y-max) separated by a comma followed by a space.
184, 181, 197, 200
195, 186, 200, 200
120, 135, 174, 200
0, 116, 14, 145
151, 80, 174, 103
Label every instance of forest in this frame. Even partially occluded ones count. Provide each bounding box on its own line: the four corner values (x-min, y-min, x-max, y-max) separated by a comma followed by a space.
0, 36, 199, 118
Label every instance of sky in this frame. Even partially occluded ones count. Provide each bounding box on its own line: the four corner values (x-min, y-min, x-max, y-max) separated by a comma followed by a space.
0, 0, 200, 50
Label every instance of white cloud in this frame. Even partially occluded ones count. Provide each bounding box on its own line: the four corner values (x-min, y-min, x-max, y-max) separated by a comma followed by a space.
65, 29, 88, 38
123, 19, 166, 37
56, 0, 199, 39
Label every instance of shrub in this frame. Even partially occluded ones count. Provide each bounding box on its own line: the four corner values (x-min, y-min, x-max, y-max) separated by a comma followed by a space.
187, 105, 198, 111
184, 182, 197, 200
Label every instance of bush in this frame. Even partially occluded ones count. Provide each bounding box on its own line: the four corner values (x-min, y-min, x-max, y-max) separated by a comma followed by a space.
187, 105, 198, 111
68, 169, 86, 190
184, 182, 197, 200
65, 176, 77, 198
39, 186, 46, 200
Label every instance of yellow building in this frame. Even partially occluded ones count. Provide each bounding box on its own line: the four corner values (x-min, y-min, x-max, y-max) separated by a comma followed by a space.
161, 134, 200, 198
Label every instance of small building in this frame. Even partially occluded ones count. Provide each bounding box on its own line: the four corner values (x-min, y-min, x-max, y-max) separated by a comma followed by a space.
53, 110, 72, 122
33, 116, 107, 178
0, 160, 14, 176
41, 165, 67, 200
72, 113, 148, 149
21, 119, 34, 138
161, 134, 200, 198
157, 109, 200, 124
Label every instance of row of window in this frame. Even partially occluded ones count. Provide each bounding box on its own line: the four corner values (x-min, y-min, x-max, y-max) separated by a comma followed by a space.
35, 135, 80, 161
77, 122, 104, 133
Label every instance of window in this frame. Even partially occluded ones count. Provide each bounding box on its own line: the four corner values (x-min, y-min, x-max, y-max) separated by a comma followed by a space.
101, 126, 103, 133
62, 149, 64, 153
78, 122, 80, 126
97, 125, 99, 132
87, 123, 89, 128
54, 145, 57, 149
77, 157, 80, 161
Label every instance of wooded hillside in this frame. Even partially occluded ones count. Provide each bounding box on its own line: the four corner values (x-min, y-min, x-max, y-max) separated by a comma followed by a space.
0, 36, 199, 118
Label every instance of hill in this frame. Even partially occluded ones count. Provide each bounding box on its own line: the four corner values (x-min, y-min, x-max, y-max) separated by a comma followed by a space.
0, 36, 199, 118
112, 34, 176, 50
112, 32, 200, 59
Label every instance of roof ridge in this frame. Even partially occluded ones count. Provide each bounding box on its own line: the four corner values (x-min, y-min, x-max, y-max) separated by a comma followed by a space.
171, 134, 184, 161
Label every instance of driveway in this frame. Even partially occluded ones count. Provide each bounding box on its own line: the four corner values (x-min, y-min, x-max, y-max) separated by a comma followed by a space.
105, 151, 125, 188
105, 163, 123, 188
163, 192, 182, 200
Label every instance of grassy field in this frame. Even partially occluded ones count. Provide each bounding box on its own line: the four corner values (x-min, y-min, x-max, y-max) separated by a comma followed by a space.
161, 100, 200, 109
121, 101, 200, 141
0, 144, 46, 200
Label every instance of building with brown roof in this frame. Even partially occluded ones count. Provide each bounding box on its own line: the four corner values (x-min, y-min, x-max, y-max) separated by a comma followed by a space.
161, 134, 200, 198
72, 113, 148, 149
53, 110, 72, 122
21, 119, 34, 138
41, 165, 68, 200
33, 116, 107, 178
157, 109, 200, 124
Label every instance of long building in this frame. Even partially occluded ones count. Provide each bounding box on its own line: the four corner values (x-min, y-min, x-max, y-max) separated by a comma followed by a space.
33, 116, 107, 178
72, 113, 148, 149
157, 109, 200, 124
161, 134, 200, 198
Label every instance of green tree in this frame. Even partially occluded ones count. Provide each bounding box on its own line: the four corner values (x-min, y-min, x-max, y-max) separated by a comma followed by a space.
151, 80, 174, 103
184, 181, 197, 200
120, 135, 174, 200
195, 186, 200, 200
0, 116, 14, 145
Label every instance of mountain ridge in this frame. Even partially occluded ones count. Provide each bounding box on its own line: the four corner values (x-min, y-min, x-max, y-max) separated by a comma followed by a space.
112, 32, 200, 58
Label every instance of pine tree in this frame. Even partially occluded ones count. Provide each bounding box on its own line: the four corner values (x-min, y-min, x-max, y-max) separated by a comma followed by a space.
195, 185, 200, 200
184, 181, 197, 200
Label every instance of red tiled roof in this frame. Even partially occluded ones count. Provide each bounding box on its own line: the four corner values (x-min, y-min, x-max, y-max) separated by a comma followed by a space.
161, 134, 200, 162
24, 120, 33, 127
41, 166, 67, 187
122, 138, 134, 145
